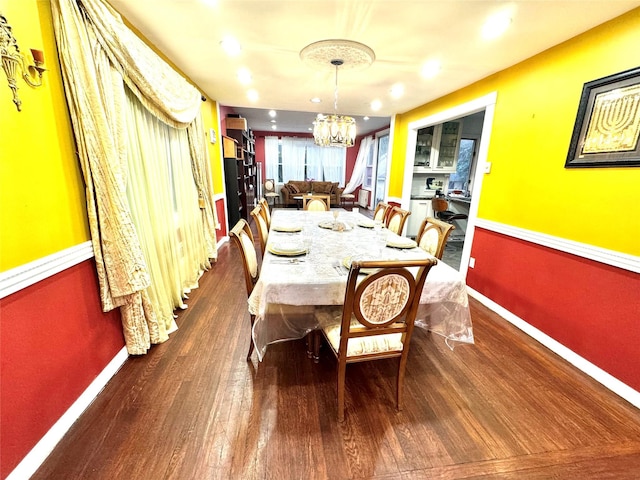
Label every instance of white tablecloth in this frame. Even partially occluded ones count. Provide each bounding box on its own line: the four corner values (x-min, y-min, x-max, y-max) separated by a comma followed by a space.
248, 210, 474, 360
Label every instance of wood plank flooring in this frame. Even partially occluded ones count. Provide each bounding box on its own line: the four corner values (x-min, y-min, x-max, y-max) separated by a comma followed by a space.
32, 235, 640, 479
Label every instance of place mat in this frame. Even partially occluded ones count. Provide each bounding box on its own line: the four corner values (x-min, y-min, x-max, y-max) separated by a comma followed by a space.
272, 224, 302, 233
386, 238, 418, 249
342, 256, 378, 275
268, 243, 307, 256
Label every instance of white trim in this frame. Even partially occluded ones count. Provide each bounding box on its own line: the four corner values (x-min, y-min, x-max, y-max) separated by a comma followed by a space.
6, 348, 130, 480
467, 288, 640, 409
0, 241, 94, 299
475, 218, 640, 273
401, 92, 498, 280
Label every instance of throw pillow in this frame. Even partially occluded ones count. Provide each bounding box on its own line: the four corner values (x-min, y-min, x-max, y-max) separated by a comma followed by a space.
330, 182, 339, 194
289, 183, 300, 194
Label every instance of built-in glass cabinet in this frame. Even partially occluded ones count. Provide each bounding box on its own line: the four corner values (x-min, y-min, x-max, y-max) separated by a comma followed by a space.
414, 120, 462, 172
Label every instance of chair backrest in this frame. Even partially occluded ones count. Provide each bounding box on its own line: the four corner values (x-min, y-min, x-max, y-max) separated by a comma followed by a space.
431, 197, 449, 214
339, 258, 437, 360
264, 178, 276, 194
303, 195, 330, 211
250, 205, 269, 255
373, 202, 391, 223
258, 197, 271, 228
386, 206, 411, 235
229, 219, 260, 297
416, 216, 455, 259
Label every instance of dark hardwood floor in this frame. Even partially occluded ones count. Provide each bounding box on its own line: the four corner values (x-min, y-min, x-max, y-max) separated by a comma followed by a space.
32, 234, 640, 479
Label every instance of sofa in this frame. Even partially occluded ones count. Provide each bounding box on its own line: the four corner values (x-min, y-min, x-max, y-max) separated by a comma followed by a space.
280, 180, 343, 207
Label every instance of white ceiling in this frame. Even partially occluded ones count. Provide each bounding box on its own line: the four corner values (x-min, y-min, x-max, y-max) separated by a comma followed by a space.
107, 0, 639, 134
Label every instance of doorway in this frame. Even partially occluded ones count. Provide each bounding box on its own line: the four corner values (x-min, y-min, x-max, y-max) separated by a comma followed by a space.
402, 93, 497, 278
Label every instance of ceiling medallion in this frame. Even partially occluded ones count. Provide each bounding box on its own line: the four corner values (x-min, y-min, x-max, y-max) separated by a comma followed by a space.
300, 39, 376, 72
301, 40, 375, 148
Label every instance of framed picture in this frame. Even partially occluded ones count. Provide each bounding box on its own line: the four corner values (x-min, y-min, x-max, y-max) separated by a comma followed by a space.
565, 66, 640, 168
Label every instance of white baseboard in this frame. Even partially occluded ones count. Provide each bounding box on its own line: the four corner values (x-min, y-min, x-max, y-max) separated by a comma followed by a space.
467, 287, 640, 410
6, 347, 129, 480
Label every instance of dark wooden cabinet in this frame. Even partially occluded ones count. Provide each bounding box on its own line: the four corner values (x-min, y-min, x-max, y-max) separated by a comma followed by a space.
223, 119, 256, 227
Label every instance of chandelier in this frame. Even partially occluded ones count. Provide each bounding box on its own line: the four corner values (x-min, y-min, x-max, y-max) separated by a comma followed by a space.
300, 40, 375, 148
313, 60, 356, 147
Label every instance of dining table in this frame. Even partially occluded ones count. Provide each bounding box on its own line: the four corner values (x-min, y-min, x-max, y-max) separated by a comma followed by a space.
247, 209, 474, 361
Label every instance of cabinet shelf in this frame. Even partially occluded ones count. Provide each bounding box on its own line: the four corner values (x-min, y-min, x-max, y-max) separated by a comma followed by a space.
223, 120, 257, 226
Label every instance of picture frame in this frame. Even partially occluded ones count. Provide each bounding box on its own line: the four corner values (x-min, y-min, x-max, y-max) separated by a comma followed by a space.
565, 66, 640, 168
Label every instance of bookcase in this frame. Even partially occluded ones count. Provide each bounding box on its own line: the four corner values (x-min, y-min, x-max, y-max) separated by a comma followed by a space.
222, 118, 256, 227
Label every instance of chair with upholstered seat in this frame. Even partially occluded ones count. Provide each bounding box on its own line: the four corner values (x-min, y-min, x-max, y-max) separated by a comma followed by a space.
373, 202, 391, 224
303, 194, 330, 211
416, 216, 455, 259
263, 178, 280, 210
229, 219, 261, 360
258, 197, 271, 229
385, 206, 411, 235
315, 257, 437, 421
250, 205, 269, 256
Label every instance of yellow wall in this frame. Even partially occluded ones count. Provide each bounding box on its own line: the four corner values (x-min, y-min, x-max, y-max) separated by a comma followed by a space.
393, 8, 640, 255
200, 100, 224, 196
0, 0, 89, 271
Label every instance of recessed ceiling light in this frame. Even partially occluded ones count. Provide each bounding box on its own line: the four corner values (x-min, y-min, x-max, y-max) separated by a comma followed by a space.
482, 9, 513, 40
268, 110, 277, 118
237, 68, 251, 85
270, 119, 276, 123
421, 59, 441, 79
247, 89, 259, 102
220, 36, 241, 57
370, 99, 382, 111
310, 97, 321, 103
390, 83, 404, 99
271, 124, 277, 130
363, 116, 370, 121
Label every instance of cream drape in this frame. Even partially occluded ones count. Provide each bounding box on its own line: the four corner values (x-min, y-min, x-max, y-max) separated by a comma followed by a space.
343, 136, 374, 195
52, 0, 218, 354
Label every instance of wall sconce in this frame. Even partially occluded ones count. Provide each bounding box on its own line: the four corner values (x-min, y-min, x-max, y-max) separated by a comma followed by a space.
1, 13, 46, 112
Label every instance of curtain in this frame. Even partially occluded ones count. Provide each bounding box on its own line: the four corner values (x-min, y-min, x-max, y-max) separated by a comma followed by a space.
52, 0, 217, 354
304, 141, 324, 181
124, 88, 210, 333
281, 137, 307, 182
321, 146, 346, 184
264, 136, 279, 182
343, 136, 374, 194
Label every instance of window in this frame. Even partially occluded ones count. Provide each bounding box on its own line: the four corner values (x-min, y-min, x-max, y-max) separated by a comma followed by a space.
448, 138, 476, 193
266, 137, 346, 184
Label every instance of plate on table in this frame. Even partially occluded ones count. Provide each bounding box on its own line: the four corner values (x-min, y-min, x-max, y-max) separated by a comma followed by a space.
342, 256, 378, 275
386, 238, 418, 249
318, 220, 336, 229
357, 220, 375, 228
268, 242, 307, 256
272, 224, 302, 233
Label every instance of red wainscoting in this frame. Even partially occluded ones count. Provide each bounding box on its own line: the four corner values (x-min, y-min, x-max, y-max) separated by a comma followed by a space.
215, 197, 228, 240
467, 227, 640, 391
0, 260, 124, 478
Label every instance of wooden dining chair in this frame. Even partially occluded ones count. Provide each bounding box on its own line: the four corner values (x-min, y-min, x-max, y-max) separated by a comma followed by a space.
303, 195, 330, 211
373, 202, 391, 224
250, 204, 269, 256
315, 257, 437, 421
258, 197, 271, 229
386, 206, 411, 235
229, 219, 261, 360
416, 216, 455, 259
